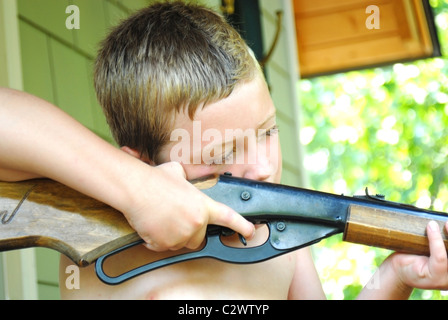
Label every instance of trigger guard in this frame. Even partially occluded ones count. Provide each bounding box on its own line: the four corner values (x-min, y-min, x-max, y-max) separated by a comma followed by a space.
94, 221, 336, 285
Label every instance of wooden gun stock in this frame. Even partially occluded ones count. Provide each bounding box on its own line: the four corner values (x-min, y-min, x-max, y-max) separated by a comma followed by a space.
0, 179, 138, 267
0, 176, 221, 267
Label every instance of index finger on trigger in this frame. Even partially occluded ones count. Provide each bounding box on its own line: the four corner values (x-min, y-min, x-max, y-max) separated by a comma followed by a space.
208, 201, 255, 240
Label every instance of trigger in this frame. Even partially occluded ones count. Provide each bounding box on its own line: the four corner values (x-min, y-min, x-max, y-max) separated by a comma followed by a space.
215, 226, 246, 245
238, 234, 247, 246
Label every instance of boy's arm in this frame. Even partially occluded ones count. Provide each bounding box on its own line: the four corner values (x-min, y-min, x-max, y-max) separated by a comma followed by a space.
288, 248, 326, 299
0, 88, 254, 251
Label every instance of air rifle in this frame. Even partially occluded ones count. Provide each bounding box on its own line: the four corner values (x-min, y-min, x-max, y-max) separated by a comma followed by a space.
0, 174, 447, 285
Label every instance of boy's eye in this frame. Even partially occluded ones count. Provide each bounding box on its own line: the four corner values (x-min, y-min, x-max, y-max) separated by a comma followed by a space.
204, 149, 234, 166
210, 149, 234, 166
224, 149, 236, 161
259, 125, 279, 139
203, 125, 279, 167
266, 125, 279, 136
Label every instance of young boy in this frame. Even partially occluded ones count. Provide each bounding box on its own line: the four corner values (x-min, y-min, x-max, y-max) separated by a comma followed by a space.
1, 1, 447, 299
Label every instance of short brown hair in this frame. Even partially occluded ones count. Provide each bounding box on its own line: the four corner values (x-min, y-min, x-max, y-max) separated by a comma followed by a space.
94, 1, 258, 162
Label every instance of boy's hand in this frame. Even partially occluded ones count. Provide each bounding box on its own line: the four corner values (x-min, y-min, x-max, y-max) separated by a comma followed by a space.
389, 221, 448, 290
359, 220, 448, 299
123, 162, 255, 252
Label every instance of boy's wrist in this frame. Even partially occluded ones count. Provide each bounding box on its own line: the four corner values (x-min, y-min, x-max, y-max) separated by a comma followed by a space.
358, 253, 413, 299
101, 153, 152, 217
380, 253, 414, 298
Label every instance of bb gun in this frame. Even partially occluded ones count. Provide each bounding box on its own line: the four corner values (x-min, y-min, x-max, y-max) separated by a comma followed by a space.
0, 174, 447, 285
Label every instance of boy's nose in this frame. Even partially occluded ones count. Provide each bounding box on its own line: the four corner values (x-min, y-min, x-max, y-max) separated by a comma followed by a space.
242, 152, 274, 182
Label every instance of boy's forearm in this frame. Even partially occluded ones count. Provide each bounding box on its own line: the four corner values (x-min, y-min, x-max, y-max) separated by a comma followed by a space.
0, 88, 138, 213
357, 256, 413, 300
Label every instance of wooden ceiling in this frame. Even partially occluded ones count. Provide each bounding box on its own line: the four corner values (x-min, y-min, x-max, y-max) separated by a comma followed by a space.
292, 0, 441, 78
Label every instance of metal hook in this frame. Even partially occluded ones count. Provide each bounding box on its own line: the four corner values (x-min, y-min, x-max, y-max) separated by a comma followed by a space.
259, 11, 283, 68
1, 185, 35, 224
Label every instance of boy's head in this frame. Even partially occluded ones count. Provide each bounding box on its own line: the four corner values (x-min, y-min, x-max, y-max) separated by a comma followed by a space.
94, 1, 260, 164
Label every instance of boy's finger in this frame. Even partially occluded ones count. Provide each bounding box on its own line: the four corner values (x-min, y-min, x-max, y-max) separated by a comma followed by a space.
427, 221, 448, 273
143, 240, 162, 252
185, 230, 207, 250
208, 201, 255, 240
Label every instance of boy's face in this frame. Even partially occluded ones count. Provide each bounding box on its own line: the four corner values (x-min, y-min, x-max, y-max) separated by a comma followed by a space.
157, 74, 282, 183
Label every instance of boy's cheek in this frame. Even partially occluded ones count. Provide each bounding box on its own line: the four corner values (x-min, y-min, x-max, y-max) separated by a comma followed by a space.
273, 165, 282, 184
272, 147, 283, 184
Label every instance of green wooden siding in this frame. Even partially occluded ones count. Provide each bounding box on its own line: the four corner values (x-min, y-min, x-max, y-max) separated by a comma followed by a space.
259, 0, 305, 187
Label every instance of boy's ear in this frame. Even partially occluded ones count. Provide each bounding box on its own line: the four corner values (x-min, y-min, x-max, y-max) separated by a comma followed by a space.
120, 146, 156, 165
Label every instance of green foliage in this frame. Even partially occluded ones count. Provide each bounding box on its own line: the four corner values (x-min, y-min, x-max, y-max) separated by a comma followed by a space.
300, 0, 448, 299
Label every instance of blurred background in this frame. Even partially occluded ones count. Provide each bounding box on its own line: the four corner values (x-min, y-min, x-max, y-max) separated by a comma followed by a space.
301, 0, 448, 300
